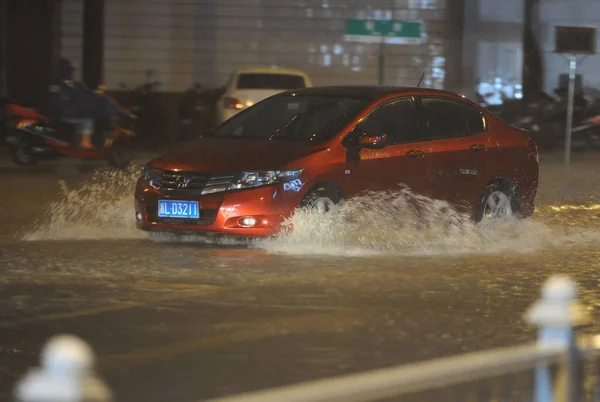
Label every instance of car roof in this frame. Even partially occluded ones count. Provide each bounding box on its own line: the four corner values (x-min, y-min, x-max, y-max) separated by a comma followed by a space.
234, 67, 309, 77
283, 85, 465, 102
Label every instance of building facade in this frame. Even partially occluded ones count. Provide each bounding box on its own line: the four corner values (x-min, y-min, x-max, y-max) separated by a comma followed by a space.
5, 0, 600, 107
463, 0, 600, 104
61, 0, 453, 92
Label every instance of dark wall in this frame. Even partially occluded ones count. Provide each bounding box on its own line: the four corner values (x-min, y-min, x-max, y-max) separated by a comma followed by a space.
82, 0, 104, 89
444, 0, 465, 93
0, 0, 7, 97
6, 0, 61, 106
522, 0, 543, 102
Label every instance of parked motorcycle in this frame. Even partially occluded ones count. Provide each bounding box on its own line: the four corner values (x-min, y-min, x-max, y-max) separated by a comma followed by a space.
119, 72, 165, 145
119, 80, 160, 118
177, 83, 212, 141
4, 102, 135, 168
509, 91, 592, 150
572, 99, 600, 149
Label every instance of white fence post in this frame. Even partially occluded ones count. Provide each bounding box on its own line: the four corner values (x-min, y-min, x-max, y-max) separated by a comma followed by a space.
525, 275, 590, 402
13, 334, 113, 402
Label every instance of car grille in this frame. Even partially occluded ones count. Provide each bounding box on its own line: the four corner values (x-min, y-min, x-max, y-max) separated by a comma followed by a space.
159, 170, 236, 195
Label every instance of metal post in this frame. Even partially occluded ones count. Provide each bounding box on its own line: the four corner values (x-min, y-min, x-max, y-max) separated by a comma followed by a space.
525, 276, 590, 402
14, 334, 113, 402
565, 55, 577, 165
378, 40, 385, 85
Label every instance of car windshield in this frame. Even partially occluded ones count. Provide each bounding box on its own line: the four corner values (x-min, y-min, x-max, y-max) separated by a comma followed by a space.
236, 73, 306, 90
212, 95, 368, 141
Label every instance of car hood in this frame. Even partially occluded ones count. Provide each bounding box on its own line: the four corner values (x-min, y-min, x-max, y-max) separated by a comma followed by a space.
150, 137, 327, 172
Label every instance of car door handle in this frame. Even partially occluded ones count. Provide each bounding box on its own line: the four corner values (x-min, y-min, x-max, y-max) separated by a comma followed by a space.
469, 144, 487, 152
406, 150, 425, 158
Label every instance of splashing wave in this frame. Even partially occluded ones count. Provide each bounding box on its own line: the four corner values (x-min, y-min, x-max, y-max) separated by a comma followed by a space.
22, 173, 600, 257
257, 187, 600, 256
22, 168, 143, 241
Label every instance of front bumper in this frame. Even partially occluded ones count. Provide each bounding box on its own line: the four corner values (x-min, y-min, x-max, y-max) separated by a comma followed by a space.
135, 179, 306, 237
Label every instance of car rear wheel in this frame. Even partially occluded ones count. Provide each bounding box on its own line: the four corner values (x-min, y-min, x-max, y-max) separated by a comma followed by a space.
477, 183, 517, 222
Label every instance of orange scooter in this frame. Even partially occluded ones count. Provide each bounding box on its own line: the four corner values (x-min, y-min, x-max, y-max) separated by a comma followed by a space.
5, 95, 135, 168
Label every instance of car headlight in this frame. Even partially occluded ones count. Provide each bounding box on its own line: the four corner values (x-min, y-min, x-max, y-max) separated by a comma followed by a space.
227, 169, 304, 192
141, 166, 163, 189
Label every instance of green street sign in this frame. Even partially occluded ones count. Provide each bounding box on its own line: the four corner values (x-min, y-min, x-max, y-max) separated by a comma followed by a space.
344, 20, 424, 44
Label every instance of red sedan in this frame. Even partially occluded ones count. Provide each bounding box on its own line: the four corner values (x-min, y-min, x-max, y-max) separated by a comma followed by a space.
135, 86, 539, 238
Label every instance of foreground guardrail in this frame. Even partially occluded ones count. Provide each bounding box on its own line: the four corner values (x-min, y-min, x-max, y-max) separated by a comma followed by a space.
11, 275, 599, 402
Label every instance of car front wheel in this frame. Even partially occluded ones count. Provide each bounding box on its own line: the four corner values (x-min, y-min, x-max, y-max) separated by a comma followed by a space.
300, 185, 343, 213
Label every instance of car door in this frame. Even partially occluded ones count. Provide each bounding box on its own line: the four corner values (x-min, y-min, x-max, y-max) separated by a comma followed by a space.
344, 96, 432, 197
418, 96, 490, 211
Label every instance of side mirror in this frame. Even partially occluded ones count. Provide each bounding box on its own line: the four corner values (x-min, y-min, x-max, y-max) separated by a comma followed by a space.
358, 133, 387, 149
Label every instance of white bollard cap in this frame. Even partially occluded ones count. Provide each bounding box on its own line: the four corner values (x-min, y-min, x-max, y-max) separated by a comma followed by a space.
14, 334, 112, 402
42, 335, 94, 375
525, 275, 590, 328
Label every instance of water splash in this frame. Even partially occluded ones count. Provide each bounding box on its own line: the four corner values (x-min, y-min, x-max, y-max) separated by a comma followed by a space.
22, 167, 143, 241
257, 187, 600, 257
21, 172, 600, 256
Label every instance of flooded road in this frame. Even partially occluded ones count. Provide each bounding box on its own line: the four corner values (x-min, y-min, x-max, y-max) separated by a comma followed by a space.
1, 151, 600, 401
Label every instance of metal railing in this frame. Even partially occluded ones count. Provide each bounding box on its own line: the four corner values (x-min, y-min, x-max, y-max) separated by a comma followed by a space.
11, 275, 600, 402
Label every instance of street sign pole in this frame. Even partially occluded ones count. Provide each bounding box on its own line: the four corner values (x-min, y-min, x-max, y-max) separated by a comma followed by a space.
564, 55, 577, 165
553, 25, 596, 165
378, 41, 385, 85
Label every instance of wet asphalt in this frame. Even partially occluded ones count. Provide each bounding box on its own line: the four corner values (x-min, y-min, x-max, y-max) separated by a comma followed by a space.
1, 149, 600, 401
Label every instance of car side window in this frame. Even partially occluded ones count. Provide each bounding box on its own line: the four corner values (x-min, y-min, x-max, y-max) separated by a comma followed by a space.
359, 98, 420, 144
463, 104, 486, 135
421, 97, 486, 140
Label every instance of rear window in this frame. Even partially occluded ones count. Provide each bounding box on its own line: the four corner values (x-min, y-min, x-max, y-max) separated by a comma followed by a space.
236, 73, 306, 90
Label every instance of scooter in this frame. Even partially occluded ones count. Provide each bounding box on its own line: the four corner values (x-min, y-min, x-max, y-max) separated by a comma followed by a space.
509, 92, 594, 151
4, 102, 135, 168
572, 113, 600, 149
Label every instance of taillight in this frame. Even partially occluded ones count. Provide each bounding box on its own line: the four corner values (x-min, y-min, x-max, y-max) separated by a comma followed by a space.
16, 119, 35, 129
223, 97, 244, 110
527, 138, 539, 163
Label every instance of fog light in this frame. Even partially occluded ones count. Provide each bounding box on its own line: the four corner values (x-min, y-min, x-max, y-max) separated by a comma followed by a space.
136, 212, 142, 221
239, 216, 258, 227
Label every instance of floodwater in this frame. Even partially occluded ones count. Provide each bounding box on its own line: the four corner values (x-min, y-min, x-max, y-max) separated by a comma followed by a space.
1, 151, 600, 401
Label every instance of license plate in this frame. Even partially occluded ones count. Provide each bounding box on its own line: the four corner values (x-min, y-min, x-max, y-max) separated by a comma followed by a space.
158, 200, 200, 219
